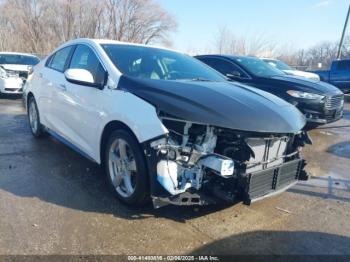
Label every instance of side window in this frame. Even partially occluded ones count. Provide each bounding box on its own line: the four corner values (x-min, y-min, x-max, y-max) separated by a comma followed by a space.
202, 58, 248, 78
45, 54, 54, 67
336, 60, 350, 71
130, 58, 142, 74
69, 45, 106, 85
49, 46, 73, 72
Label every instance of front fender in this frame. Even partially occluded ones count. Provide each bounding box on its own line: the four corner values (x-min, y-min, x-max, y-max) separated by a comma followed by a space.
95, 90, 168, 163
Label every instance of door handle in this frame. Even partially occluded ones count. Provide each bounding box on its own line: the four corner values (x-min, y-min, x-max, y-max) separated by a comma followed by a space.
58, 84, 66, 91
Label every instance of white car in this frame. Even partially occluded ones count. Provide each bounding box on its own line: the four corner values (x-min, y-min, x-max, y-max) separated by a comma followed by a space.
0, 52, 40, 95
24, 39, 310, 207
262, 58, 320, 81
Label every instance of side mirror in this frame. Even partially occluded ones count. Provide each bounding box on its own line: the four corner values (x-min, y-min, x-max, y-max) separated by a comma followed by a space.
226, 71, 241, 79
64, 68, 105, 89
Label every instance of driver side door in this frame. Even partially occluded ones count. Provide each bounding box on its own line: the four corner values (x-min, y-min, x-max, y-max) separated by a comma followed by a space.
55, 44, 108, 159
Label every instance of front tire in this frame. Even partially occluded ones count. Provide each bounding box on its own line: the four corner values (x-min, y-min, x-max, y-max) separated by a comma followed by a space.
104, 130, 149, 206
27, 96, 45, 138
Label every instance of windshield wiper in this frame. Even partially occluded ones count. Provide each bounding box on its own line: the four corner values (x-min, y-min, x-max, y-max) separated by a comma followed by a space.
189, 77, 213, 82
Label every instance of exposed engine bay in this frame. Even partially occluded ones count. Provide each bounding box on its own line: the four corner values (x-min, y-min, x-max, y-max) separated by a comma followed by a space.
144, 114, 311, 208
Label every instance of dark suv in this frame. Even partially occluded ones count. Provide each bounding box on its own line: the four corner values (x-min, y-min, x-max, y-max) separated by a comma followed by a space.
196, 55, 344, 128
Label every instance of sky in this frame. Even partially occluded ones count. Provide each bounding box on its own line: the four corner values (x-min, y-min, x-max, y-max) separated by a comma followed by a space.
158, 0, 350, 53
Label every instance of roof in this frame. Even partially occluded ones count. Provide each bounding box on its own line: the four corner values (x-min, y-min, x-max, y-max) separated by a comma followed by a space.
59, 38, 179, 54
195, 54, 255, 60
0, 52, 39, 58
260, 57, 278, 61
334, 58, 350, 62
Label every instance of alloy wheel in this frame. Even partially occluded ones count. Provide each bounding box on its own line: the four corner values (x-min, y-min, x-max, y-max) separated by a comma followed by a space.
29, 100, 38, 133
108, 138, 137, 198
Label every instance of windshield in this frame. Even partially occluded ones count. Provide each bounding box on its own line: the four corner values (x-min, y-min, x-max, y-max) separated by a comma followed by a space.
263, 59, 292, 71
234, 57, 284, 77
0, 54, 40, 65
101, 44, 225, 81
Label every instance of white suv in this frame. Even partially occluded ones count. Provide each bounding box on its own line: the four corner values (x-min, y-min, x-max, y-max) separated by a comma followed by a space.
24, 38, 310, 208
0, 52, 40, 95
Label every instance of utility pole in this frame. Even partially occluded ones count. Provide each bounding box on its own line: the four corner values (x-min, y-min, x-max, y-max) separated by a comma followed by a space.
337, 4, 350, 59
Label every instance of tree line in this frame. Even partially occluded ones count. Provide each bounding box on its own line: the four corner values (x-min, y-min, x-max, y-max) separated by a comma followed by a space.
0, 0, 177, 55
1, 1, 349, 70
213, 26, 350, 70
278, 37, 350, 70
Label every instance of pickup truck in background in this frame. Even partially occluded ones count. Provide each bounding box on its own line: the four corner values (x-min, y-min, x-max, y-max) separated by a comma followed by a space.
310, 59, 350, 94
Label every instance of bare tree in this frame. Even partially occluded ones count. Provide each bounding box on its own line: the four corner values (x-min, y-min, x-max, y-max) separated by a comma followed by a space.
103, 0, 176, 44
0, 0, 177, 55
277, 38, 350, 70
213, 26, 350, 70
214, 26, 278, 56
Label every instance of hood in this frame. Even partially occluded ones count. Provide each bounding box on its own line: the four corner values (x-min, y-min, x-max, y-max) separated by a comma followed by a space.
283, 70, 320, 81
0, 64, 31, 72
118, 76, 306, 133
269, 74, 342, 95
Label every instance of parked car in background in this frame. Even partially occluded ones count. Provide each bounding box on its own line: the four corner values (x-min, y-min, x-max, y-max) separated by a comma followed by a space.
0, 52, 40, 95
310, 59, 350, 94
24, 38, 310, 208
261, 58, 320, 81
196, 55, 344, 127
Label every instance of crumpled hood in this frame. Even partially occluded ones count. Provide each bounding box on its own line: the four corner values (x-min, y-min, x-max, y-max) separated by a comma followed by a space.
118, 76, 306, 133
0, 64, 30, 72
270, 75, 342, 95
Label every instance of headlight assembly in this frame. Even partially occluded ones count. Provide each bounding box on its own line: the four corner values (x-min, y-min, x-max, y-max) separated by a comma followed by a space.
0, 67, 7, 79
287, 90, 325, 100
27, 66, 34, 75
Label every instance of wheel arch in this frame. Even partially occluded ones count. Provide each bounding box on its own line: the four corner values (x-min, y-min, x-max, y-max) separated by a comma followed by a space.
99, 120, 141, 165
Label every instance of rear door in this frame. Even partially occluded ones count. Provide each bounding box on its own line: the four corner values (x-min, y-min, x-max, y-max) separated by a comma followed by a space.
38, 46, 74, 130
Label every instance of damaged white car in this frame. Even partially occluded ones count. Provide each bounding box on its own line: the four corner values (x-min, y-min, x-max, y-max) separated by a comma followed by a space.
24, 39, 311, 208
0, 52, 40, 95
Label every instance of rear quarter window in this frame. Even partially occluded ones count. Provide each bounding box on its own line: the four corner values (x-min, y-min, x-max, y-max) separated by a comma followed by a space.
335, 60, 350, 71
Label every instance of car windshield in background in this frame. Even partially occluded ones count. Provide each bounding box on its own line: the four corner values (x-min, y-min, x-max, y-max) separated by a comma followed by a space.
235, 57, 284, 77
101, 44, 225, 82
264, 59, 292, 71
0, 54, 40, 65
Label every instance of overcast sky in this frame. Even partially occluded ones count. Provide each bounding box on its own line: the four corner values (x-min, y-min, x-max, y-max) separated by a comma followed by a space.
159, 0, 350, 53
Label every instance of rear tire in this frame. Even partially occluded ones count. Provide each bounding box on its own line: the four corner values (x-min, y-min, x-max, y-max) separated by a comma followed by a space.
104, 129, 149, 206
27, 96, 45, 138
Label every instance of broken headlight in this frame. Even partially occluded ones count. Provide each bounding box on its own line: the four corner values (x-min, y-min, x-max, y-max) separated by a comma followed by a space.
287, 90, 325, 100
152, 117, 235, 195
0, 67, 8, 79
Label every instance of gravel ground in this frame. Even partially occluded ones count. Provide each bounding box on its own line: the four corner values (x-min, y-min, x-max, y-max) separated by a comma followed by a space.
0, 94, 349, 256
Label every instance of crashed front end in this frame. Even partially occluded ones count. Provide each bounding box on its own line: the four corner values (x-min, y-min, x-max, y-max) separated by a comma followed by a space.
0, 66, 30, 94
117, 76, 309, 208
143, 115, 310, 208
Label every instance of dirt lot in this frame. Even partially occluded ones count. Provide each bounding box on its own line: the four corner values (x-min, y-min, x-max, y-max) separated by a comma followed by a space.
0, 95, 350, 255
